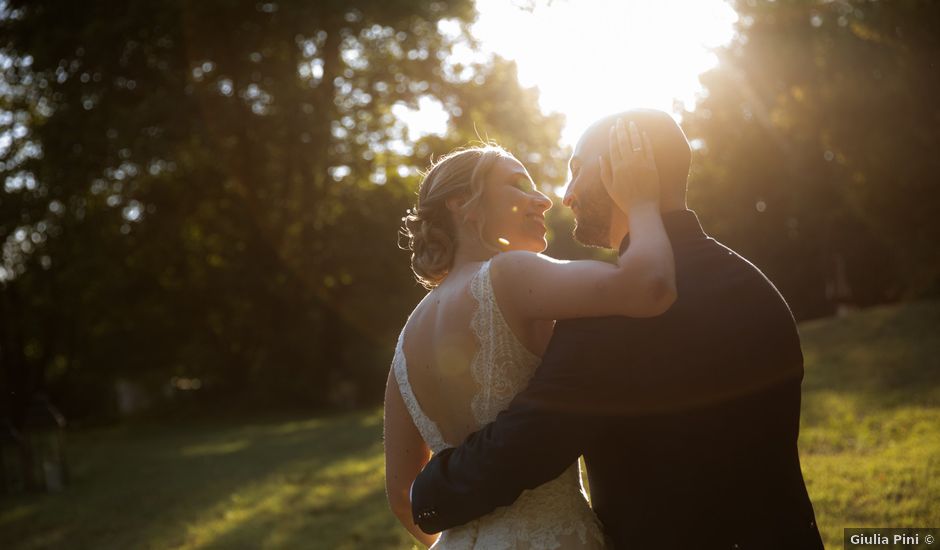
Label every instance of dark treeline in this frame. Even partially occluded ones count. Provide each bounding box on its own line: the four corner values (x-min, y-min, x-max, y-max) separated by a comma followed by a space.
684, 0, 940, 320
0, 0, 937, 424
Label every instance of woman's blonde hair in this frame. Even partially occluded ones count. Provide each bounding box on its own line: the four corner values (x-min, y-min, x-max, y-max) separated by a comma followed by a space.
401, 144, 511, 289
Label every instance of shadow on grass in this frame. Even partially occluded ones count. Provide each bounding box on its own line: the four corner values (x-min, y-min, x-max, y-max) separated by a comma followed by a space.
799, 300, 940, 398
0, 409, 411, 550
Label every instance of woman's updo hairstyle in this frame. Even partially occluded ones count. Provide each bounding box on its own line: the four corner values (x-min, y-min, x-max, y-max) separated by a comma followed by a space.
401, 144, 510, 289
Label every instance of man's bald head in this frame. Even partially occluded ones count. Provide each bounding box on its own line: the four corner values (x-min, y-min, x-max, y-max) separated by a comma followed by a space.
578, 108, 692, 202
564, 109, 692, 248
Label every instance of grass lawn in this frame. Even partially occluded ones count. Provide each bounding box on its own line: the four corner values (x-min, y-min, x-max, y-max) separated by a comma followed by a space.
796, 300, 940, 546
2, 301, 938, 549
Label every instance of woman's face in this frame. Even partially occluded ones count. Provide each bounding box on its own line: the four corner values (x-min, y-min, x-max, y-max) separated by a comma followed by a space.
479, 156, 553, 253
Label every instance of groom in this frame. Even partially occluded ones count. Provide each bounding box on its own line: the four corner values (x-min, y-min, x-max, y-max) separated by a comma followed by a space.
410, 109, 825, 549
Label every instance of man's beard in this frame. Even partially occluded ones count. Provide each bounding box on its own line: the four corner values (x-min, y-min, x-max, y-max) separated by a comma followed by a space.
572, 185, 612, 248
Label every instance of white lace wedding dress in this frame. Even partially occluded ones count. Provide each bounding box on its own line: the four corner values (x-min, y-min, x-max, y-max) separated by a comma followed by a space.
392, 260, 607, 549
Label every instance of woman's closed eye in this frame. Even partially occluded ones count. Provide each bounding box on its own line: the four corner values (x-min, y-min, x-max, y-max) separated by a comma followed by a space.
513, 176, 537, 193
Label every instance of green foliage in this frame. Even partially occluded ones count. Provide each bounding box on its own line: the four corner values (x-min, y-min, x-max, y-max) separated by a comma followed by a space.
682, 0, 940, 319
0, 1, 568, 418
1, 301, 937, 549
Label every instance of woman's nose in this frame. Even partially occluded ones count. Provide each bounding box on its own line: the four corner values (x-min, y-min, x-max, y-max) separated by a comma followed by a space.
533, 191, 553, 212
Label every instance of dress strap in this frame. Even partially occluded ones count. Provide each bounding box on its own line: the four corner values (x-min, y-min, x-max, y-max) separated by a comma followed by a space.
468, 259, 540, 425
469, 260, 496, 425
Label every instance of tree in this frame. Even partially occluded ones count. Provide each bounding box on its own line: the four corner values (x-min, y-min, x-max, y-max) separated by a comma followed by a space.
0, 0, 568, 420
682, 0, 940, 319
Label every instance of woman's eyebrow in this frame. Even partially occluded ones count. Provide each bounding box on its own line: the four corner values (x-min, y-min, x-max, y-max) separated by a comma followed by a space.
511, 173, 534, 186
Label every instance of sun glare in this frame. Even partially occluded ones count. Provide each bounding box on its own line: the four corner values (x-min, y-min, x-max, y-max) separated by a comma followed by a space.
396, 0, 738, 192
472, 0, 738, 146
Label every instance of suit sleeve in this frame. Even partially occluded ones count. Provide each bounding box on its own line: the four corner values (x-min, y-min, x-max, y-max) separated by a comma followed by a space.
410, 320, 605, 534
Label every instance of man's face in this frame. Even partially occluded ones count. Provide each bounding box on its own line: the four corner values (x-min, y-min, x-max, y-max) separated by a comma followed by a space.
563, 137, 613, 248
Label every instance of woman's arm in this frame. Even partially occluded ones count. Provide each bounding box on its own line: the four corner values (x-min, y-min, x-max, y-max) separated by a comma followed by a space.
492, 119, 677, 322
384, 369, 439, 548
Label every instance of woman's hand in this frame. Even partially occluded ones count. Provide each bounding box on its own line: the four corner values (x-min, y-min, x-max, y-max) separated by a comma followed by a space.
599, 117, 660, 214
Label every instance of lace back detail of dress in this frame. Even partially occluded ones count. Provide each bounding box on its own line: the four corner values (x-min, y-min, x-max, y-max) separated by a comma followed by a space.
469, 260, 540, 426
396, 260, 606, 549
391, 330, 448, 453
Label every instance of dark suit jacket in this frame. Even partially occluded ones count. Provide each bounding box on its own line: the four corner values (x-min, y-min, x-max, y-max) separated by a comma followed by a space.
411, 210, 824, 549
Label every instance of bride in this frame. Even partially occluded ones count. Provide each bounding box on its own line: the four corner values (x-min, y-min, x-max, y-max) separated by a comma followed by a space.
384, 119, 675, 548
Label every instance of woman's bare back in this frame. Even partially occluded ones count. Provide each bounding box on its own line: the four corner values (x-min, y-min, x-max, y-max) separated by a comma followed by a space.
394, 260, 606, 549
400, 264, 481, 445
401, 260, 547, 445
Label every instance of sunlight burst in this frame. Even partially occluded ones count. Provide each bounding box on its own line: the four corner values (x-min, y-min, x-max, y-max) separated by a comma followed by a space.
472, 0, 738, 146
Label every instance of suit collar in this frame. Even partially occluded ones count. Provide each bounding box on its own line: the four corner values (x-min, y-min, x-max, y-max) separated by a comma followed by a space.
618, 209, 706, 254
